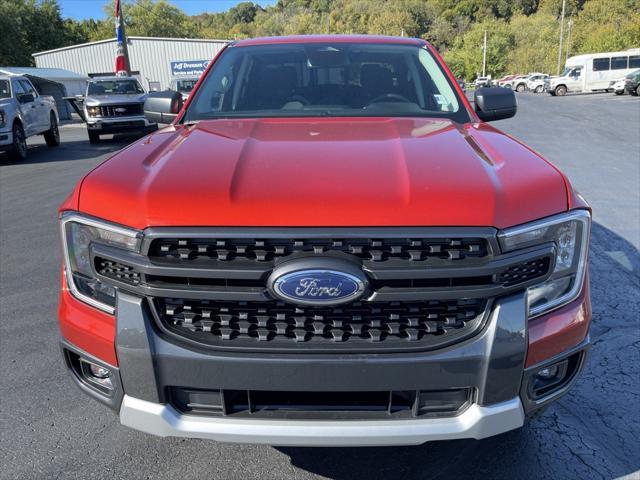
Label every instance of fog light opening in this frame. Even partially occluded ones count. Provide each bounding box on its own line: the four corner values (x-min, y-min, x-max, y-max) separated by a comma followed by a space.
528, 352, 584, 400
80, 359, 114, 392
536, 365, 559, 380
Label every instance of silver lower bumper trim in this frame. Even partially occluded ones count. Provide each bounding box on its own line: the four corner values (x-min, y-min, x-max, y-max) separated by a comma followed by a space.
119, 395, 525, 446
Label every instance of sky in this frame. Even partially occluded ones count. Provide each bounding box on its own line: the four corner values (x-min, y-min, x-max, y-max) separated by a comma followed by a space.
59, 0, 277, 20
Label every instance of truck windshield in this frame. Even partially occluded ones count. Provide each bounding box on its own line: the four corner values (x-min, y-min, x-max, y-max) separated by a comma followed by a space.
560, 67, 581, 77
184, 43, 468, 123
176, 79, 198, 93
0, 80, 9, 99
87, 79, 144, 95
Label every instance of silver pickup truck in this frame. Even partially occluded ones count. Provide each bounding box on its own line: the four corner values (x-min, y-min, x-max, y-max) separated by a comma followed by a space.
0, 75, 59, 161
83, 76, 157, 143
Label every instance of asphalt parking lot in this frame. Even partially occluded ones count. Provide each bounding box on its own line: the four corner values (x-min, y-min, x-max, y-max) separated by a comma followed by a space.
1, 92, 638, 480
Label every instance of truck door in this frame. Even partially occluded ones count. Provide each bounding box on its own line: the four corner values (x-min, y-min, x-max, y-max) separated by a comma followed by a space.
567, 67, 583, 92
20, 80, 49, 132
12, 80, 36, 136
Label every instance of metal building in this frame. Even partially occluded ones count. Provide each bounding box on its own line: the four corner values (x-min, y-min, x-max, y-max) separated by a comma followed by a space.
33, 36, 229, 92
0, 67, 88, 120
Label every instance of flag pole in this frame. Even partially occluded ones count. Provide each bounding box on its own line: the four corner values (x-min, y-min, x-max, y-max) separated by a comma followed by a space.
115, 0, 131, 76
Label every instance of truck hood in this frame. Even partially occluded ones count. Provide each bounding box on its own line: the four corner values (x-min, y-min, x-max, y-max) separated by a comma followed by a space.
78, 117, 568, 229
84, 93, 147, 106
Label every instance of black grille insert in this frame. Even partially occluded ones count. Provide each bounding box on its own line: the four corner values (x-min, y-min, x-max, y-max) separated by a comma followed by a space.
149, 237, 489, 263
497, 257, 550, 287
169, 387, 473, 419
96, 103, 143, 117
96, 258, 141, 285
152, 297, 488, 352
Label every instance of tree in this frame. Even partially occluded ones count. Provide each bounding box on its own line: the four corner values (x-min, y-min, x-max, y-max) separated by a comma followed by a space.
0, 0, 68, 66
507, 12, 559, 74
571, 0, 640, 53
100, 0, 197, 38
228, 2, 260, 25
444, 19, 514, 80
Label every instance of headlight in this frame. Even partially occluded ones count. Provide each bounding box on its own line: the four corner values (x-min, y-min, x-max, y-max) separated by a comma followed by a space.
86, 106, 99, 117
60, 212, 141, 313
498, 210, 591, 317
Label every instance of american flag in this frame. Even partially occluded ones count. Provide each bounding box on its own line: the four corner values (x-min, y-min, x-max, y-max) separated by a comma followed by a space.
115, 0, 129, 75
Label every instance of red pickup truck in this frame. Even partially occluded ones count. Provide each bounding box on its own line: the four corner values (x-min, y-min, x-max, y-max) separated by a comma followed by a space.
58, 35, 591, 446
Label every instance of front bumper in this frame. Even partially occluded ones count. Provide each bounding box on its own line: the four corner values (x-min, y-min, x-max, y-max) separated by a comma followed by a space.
59, 285, 591, 445
120, 395, 524, 446
86, 115, 157, 134
0, 129, 12, 148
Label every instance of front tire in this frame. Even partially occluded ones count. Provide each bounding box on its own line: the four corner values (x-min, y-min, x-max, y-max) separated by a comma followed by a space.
635, 85, 640, 96
88, 130, 100, 143
534, 85, 543, 93
614, 90, 624, 95
554, 85, 567, 96
516, 83, 526, 93
7, 123, 27, 161
44, 112, 60, 147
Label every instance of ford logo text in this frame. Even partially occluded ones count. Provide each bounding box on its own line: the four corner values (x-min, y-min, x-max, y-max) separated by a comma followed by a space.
270, 268, 367, 306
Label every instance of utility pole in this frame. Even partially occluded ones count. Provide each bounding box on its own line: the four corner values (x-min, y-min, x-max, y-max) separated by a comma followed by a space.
565, 19, 573, 63
556, 0, 566, 75
482, 30, 487, 77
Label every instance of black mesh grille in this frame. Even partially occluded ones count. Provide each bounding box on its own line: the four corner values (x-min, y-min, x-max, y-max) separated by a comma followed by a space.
153, 298, 487, 349
149, 237, 488, 263
97, 104, 143, 117
497, 257, 550, 287
92, 229, 554, 353
96, 255, 551, 291
96, 258, 141, 285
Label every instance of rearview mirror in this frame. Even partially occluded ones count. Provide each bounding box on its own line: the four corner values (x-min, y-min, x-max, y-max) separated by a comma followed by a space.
144, 90, 183, 124
474, 87, 517, 122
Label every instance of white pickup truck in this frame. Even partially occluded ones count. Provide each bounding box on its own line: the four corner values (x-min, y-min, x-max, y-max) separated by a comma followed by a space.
0, 75, 60, 161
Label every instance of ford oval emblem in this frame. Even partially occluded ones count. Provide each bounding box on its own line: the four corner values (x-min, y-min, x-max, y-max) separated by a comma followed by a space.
269, 263, 368, 306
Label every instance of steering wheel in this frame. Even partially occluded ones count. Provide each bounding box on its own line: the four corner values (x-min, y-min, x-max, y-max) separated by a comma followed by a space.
285, 95, 311, 105
365, 93, 413, 107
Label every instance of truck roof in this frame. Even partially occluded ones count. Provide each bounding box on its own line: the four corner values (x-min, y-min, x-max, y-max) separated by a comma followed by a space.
233, 34, 426, 48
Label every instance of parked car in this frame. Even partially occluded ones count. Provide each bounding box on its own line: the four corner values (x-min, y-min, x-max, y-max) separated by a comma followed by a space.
474, 75, 491, 88
511, 75, 531, 93
170, 75, 200, 101
83, 76, 157, 143
624, 68, 640, 96
610, 77, 627, 95
58, 35, 592, 447
548, 49, 640, 96
0, 74, 59, 161
496, 74, 516, 88
526, 74, 550, 93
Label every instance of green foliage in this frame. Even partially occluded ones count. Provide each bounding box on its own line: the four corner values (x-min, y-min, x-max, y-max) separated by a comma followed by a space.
508, 12, 559, 74
571, 0, 640, 54
444, 18, 515, 80
100, 0, 196, 38
0, 0, 68, 66
4, 0, 639, 77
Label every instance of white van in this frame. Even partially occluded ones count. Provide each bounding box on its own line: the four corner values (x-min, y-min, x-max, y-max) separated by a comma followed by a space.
547, 48, 640, 96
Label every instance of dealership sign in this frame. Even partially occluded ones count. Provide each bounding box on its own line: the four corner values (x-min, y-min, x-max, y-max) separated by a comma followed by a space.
170, 60, 209, 77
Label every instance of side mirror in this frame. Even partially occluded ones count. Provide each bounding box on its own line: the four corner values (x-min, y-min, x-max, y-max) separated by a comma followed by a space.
144, 90, 183, 124
474, 87, 517, 122
18, 93, 35, 104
